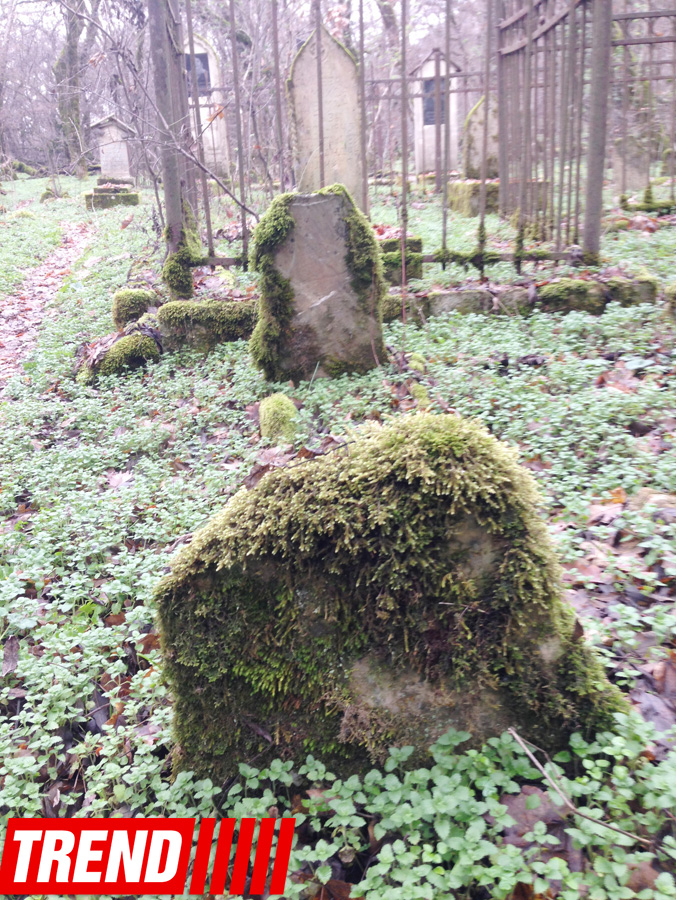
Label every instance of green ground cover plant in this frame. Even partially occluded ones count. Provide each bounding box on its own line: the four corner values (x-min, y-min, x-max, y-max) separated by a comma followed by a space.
0, 177, 675, 898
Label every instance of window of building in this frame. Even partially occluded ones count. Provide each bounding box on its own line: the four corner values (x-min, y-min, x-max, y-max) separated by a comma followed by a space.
185, 52, 211, 96
423, 77, 446, 126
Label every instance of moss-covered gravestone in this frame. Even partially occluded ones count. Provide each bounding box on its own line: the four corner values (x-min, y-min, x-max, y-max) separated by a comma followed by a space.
249, 185, 384, 381
157, 413, 623, 781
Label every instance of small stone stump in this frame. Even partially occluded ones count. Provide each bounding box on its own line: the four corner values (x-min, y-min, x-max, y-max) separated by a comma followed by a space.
249, 185, 384, 382
157, 413, 624, 782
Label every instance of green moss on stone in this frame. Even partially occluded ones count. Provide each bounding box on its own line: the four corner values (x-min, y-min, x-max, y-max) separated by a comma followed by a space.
382, 250, 423, 284
85, 191, 140, 210
409, 382, 430, 405
13, 161, 36, 176
96, 334, 159, 378
112, 288, 156, 329
381, 293, 430, 324
157, 299, 256, 351
259, 393, 299, 443
157, 413, 625, 782
379, 235, 423, 254
539, 278, 605, 314
161, 205, 203, 300
248, 192, 296, 379
250, 185, 384, 381
448, 181, 499, 217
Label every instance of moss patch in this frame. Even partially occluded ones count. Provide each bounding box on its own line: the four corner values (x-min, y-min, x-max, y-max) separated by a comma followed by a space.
448, 180, 499, 217
156, 299, 256, 351
112, 288, 156, 330
157, 413, 624, 782
85, 191, 140, 210
259, 393, 299, 443
379, 236, 423, 254
162, 205, 205, 300
382, 250, 423, 285
538, 279, 606, 314
78, 334, 160, 383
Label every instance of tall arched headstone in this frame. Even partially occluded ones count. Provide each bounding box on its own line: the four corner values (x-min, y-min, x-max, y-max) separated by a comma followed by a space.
288, 28, 365, 209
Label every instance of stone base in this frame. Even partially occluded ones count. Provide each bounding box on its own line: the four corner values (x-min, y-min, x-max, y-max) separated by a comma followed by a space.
381, 274, 659, 323
378, 236, 424, 285
85, 188, 140, 210
155, 299, 256, 352
97, 176, 135, 187
157, 413, 624, 781
448, 180, 499, 216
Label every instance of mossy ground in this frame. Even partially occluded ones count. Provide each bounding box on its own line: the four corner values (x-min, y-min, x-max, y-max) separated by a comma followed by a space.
157, 413, 623, 782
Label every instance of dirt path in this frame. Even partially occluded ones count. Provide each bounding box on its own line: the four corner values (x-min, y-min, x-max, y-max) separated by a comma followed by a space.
0, 220, 95, 395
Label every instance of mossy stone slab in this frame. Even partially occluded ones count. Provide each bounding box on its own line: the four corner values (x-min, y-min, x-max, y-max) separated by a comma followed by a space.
250, 186, 384, 381
157, 413, 624, 782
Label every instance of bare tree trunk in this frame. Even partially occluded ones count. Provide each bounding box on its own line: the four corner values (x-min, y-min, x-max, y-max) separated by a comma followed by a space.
583, 0, 612, 262
53, 3, 86, 174
148, 0, 199, 297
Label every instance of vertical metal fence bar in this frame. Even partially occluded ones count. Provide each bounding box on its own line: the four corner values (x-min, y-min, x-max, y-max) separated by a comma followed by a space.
359, 0, 369, 213
479, 0, 494, 254
314, 0, 326, 186
583, 0, 612, 262
185, 0, 214, 257
271, 0, 285, 192
434, 48, 442, 192
441, 0, 452, 263
400, 0, 409, 300
229, 0, 248, 267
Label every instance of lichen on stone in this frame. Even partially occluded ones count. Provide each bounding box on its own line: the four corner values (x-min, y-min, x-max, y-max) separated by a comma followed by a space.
156, 412, 624, 782
112, 288, 156, 330
259, 393, 299, 443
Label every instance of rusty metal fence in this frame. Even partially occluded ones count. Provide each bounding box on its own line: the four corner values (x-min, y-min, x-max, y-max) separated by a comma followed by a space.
162, 0, 676, 278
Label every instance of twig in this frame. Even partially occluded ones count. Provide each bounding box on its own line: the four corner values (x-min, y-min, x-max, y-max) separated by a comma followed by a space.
508, 728, 654, 848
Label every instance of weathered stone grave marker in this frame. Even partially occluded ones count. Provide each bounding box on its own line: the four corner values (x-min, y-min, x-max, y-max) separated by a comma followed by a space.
462, 95, 499, 180
157, 413, 624, 781
91, 115, 134, 181
288, 27, 365, 208
249, 185, 384, 382
411, 50, 460, 176
87, 116, 139, 209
